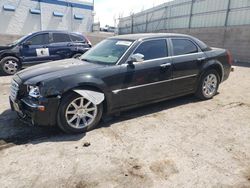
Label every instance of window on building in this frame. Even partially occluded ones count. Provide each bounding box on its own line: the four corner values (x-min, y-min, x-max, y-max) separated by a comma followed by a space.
134, 39, 168, 61
172, 39, 198, 56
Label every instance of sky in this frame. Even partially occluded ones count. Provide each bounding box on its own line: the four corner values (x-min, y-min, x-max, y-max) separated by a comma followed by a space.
80, 0, 171, 27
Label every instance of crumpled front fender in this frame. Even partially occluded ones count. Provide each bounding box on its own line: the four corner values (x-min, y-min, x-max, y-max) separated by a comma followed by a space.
73, 90, 105, 105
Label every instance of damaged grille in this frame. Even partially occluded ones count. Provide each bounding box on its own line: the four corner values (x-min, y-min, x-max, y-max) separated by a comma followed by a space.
10, 80, 19, 101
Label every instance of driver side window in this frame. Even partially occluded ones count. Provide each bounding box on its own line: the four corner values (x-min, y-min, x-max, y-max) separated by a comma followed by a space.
28, 33, 49, 45
134, 39, 168, 61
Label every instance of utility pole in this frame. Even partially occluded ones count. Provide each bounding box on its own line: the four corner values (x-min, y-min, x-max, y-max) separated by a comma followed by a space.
189, 0, 194, 29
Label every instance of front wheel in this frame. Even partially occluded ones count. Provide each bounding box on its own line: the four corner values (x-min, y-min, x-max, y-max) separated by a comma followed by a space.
57, 92, 103, 134
0, 56, 21, 75
195, 69, 220, 100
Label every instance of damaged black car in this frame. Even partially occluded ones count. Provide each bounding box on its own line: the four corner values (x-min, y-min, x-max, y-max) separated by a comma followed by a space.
9, 33, 233, 133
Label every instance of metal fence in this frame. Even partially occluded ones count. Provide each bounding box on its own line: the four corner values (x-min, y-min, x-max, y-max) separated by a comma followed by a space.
118, 0, 250, 34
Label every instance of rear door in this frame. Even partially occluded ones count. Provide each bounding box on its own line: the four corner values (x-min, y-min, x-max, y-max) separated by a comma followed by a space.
170, 38, 206, 94
21, 33, 51, 64
49, 32, 73, 60
69, 33, 91, 53
117, 39, 173, 107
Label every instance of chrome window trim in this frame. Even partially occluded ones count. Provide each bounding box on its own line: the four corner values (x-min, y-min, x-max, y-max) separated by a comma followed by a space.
119, 37, 206, 66
112, 74, 197, 94
171, 51, 204, 58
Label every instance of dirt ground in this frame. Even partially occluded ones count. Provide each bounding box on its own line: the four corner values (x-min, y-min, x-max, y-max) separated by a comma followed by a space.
0, 64, 250, 188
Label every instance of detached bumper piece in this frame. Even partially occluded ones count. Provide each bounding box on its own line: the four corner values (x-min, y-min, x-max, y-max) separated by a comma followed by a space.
9, 96, 60, 126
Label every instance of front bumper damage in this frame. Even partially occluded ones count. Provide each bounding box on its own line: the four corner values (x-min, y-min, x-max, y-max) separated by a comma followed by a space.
10, 96, 60, 126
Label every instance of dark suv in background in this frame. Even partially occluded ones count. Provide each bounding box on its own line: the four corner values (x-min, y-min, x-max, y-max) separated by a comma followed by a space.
0, 30, 92, 75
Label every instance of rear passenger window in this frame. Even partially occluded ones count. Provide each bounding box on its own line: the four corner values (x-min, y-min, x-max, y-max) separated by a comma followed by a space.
134, 39, 168, 61
70, 34, 85, 42
53, 33, 71, 43
29, 34, 49, 45
172, 39, 198, 56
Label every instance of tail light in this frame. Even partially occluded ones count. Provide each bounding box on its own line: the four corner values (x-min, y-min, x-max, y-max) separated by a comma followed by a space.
227, 50, 233, 65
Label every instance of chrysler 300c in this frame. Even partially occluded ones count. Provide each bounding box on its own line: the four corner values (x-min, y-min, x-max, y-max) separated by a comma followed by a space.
9, 33, 233, 133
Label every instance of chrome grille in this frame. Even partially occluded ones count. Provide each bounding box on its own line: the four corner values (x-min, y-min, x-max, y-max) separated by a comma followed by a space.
10, 79, 19, 101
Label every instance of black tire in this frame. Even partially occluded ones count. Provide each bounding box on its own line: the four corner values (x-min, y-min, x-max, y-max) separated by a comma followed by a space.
0, 56, 21, 75
57, 92, 103, 134
72, 53, 82, 59
195, 69, 220, 100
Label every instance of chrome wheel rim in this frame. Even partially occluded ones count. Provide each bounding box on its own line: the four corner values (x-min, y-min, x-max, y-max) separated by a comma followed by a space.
65, 97, 97, 129
3, 60, 18, 74
202, 74, 218, 98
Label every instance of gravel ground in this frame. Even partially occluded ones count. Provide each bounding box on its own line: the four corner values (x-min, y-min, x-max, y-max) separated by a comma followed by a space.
0, 65, 249, 188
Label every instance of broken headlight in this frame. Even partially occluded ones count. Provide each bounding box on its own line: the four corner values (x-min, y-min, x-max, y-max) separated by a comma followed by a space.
28, 85, 41, 98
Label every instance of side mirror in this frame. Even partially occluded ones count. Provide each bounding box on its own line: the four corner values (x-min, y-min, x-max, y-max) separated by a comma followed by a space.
23, 41, 32, 46
128, 53, 144, 65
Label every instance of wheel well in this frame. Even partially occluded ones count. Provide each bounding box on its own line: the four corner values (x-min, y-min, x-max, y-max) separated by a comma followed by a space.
63, 86, 108, 114
205, 64, 223, 82
0, 53, 21, 64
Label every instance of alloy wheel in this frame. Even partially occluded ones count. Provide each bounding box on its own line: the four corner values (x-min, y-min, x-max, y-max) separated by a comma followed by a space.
65, 97, 98, 129
202, 74, 218, 98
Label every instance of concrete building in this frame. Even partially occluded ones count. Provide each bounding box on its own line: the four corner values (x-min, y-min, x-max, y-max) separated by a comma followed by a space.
0, 0, 94, 35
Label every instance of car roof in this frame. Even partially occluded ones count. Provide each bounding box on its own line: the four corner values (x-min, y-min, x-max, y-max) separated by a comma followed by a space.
32, 30, 84, 36
110, 33, 191, 41
110, 33, 210, 50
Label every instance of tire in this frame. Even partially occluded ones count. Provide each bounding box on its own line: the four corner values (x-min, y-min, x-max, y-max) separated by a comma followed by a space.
0, 56, 21, 75
57, 92, 103, 134
195, 69, 220, 100
72, 53, 82, 59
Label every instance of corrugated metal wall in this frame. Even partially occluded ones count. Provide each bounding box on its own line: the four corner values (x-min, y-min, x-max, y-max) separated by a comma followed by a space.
118, 0, 250, 34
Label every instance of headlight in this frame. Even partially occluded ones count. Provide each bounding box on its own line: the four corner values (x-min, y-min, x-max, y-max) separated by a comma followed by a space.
28, 86, 41, 98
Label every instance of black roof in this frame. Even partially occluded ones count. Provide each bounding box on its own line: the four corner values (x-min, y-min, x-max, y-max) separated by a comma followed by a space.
110, 33, 191, 41
110, 33, 210, 50
32, 30, 83, 36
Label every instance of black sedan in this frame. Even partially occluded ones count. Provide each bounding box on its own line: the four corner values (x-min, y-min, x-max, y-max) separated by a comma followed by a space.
9, 33, 233, 133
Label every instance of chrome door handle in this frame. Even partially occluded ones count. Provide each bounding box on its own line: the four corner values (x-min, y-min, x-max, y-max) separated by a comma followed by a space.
197, 57, 206, 61
160, 63, 171, 68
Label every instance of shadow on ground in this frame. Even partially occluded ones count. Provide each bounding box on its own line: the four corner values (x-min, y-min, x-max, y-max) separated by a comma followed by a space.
0, 95, 201, 148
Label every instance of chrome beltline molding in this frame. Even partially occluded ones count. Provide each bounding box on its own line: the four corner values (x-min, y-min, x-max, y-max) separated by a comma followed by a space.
112, 74, 198, 94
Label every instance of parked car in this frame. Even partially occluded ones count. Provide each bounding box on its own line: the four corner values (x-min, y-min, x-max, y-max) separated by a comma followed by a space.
100, 25, 116, 33
0, 30, 92, 75
9, 33, 233, 134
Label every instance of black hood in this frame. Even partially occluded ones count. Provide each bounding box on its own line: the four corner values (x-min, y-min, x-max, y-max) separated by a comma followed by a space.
0, 45, 12, 51
16, 59, 106, 84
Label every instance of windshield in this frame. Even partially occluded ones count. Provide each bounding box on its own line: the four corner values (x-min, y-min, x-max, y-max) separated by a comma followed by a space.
80, 39, 133, 64
8, 33, 32, 46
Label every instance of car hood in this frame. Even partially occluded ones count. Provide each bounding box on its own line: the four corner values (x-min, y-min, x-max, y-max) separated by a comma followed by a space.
0, 45, 12, 51
16, 59, 106, 84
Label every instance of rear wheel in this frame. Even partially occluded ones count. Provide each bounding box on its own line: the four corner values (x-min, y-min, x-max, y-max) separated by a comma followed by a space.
0, 56, 21, 75
57, 92, 103, 134
195, 69, 220, 100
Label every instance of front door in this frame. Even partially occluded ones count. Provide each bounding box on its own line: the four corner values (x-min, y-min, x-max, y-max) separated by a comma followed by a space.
117, 39, 173, 108
21, 33, 51, 64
